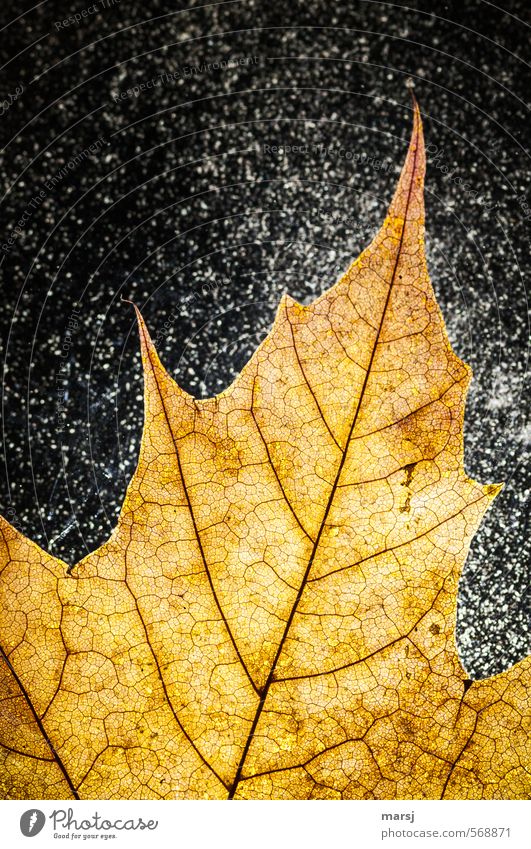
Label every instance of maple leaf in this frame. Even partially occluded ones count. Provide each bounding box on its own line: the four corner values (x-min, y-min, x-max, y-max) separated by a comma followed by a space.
0, 101, 529, 801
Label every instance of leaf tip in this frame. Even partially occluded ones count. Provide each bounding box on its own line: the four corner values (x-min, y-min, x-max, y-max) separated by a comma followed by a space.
121, 297, 158, 367
405, 77, 420, 116
484, 482, 504, 501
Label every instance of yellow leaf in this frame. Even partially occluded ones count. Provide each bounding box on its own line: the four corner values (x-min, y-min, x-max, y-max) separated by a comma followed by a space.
1, 101, 529, 800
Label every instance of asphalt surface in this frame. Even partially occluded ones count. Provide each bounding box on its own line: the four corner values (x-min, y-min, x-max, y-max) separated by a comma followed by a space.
0, 0, 529, 679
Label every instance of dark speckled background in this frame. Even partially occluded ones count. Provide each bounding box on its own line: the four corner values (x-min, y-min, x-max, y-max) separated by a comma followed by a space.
0, 0, 529, 678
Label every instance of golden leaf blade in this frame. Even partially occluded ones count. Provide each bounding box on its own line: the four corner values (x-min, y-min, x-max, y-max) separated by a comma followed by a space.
0, 100, 529, 800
